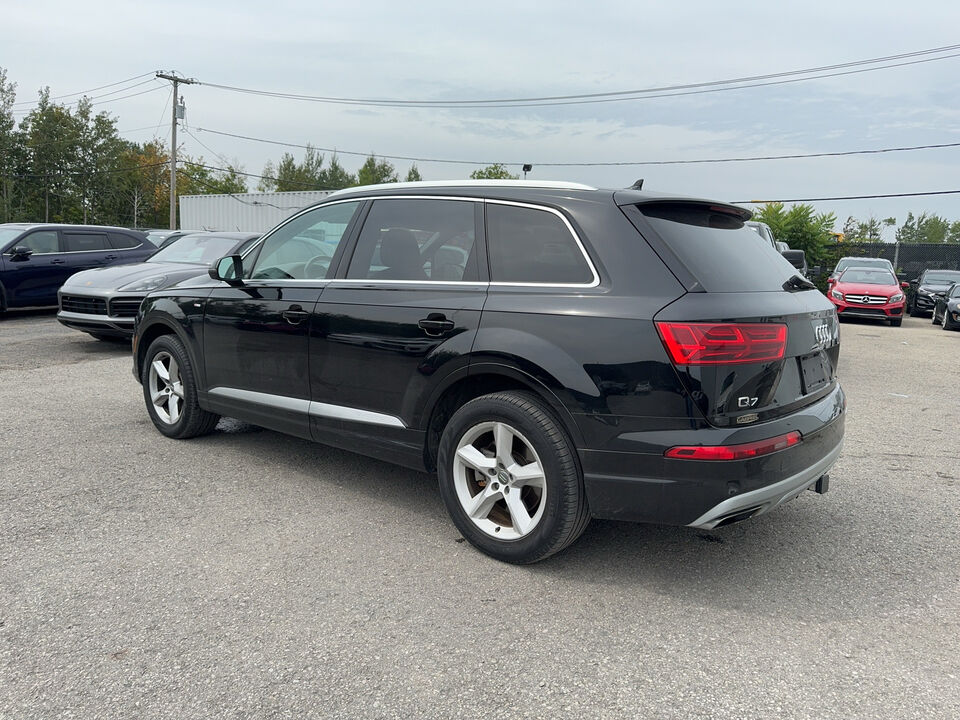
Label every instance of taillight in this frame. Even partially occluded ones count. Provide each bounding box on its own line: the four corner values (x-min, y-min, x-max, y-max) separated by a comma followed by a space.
665, 431, 802, 461
655, 322, 787, 365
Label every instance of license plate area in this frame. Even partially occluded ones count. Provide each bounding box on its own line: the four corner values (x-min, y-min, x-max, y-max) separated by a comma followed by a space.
799, 352, 829, 394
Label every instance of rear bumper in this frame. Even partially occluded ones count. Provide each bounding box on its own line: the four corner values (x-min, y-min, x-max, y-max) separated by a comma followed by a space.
579, 383, 845, 526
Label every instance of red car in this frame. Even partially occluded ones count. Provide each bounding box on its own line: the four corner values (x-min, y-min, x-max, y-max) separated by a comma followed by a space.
828, 267, 907, 326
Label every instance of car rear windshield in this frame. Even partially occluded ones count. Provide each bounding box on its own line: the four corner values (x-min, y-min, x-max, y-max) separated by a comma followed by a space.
637, 202, 796, 292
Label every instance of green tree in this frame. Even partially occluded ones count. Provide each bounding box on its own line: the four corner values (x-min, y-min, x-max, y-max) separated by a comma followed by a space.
751, 202, 836, 263
318, 154, 355, 190
259, 145, 326, 191
405, 164, 422, 182
470, 163, 518, 179
896, 212, 952, 243
0, 67, 18, 222
356, 154, 398, 186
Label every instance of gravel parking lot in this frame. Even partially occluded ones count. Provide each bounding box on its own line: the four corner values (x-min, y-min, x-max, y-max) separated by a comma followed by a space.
1, 309, 958, 719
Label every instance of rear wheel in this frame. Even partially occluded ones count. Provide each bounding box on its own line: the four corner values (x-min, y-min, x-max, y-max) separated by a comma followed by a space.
142, 334, 219, 438
437, 391, 589, 564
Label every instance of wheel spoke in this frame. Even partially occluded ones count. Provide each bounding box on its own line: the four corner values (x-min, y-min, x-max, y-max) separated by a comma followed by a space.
507, 459, 545, 488
170, 380, 184, 399
152, 358, 169, 382
505, 491, 534, 535
457, 444, 496, 474
465, 485, 501, 521
167, 356, 180, 385
493, 422, 514, 464
167, 395, 181, 424
151, 389, 166, 407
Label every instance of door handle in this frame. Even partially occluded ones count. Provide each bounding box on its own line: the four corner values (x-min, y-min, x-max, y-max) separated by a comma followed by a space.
50, 258, 66, 265
104, 254, 117, 260
418, 314, 455, 336
282, 305, 309, 325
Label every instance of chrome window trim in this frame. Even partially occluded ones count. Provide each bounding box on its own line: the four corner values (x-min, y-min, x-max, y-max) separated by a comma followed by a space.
208, 387, 406, 428
244, 193, 603, 290
484, 199, 600, 288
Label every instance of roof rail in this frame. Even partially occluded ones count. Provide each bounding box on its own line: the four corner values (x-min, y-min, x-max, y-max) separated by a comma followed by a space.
327, 179, 597, 198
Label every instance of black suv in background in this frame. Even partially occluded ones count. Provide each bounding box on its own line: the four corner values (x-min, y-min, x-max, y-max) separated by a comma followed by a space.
0, 224, 153, 311
907, 269, 960, 317
133, 181, 845, 563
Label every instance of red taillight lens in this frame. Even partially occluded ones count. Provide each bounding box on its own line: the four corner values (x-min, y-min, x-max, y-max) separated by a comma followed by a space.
655, 322, 788, 365
665, 431, 802, 461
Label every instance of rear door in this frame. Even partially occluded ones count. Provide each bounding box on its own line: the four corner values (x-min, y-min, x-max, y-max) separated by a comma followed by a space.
619, 199, 839, 428
307, 196, 486, 466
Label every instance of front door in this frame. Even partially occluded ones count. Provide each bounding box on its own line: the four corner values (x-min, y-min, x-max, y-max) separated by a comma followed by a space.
201, 200, 363, 439
1, 229, 68, 306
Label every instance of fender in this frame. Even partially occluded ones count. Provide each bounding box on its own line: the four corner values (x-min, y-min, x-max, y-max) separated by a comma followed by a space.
134, 293, 208, 388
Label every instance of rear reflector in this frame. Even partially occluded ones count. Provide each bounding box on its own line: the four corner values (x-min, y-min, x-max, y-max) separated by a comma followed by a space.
656, 321, 787, 365
665, 431, 802, 461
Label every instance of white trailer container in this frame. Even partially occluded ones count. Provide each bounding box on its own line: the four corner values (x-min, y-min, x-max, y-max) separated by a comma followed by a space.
178, 190, 332, 233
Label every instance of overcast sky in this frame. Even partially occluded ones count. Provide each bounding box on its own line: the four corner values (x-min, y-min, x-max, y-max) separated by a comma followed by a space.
4, 0, 960, 236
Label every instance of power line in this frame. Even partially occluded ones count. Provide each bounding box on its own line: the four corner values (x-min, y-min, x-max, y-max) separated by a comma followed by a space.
195, 126, 960, 168
2, 160, 170, 180
737, 190, 960, 203
11, 72, 157, 107
13, 83, 167, 115
198, 44, 960, 108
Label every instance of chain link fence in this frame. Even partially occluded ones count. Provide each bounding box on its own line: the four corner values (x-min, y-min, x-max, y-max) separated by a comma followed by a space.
818, 242, 960, 280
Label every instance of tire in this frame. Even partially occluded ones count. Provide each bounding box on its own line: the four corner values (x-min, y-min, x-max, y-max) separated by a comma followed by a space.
909, 303, 923, 318
944, 309, 958, 331
437, 391, 589, 564
890, 317, 902, 327
931, 309, 940, 324
141, 334, 220, 439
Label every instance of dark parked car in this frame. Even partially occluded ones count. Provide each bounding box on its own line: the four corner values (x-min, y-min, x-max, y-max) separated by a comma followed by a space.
906, 269, 960, 317
132, 180, 845, 563
0, 223, 153, 311
781, 249, 809, 277
143, 229, 197, 249
58, 232, 259, 339
931, 282, 960, 331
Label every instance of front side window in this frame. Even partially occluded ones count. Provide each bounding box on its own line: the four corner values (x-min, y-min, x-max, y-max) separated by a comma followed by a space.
486, 203, 594, 285
17, 230, 60, 254
251, 201, 361, 280
346, 198, 478, 281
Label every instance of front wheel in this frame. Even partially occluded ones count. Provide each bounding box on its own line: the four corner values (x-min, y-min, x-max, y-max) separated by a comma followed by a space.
944, 309, 958, 331
437, 391, 589, 564
890, 317, 902, 327
142, 334, 220, 438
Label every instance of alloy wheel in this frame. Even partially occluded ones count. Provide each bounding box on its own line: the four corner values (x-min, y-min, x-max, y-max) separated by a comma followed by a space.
148, 350, 184, 425
452, 421, 547, 540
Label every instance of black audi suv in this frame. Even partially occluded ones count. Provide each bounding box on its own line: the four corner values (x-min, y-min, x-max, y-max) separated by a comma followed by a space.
132, 181, 845, 563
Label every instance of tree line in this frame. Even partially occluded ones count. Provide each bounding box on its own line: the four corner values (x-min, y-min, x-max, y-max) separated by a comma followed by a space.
0, 67, 517, 228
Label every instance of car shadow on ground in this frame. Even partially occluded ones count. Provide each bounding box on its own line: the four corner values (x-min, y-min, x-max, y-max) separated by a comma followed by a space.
192, 420, 947, 624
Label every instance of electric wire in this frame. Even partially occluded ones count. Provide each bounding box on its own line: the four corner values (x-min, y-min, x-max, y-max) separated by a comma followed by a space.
11, 71, 157, 107
197, 44, 960, 108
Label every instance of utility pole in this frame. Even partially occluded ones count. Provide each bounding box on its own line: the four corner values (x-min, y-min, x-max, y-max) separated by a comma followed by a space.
156, 72, 196, 229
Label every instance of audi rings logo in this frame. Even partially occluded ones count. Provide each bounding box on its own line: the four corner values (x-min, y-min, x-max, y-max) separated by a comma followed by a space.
814, 323, 833, 349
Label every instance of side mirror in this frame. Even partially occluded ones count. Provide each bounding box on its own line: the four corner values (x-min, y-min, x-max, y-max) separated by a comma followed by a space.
8, 245, 33, 260
900, 282, 910, 289
208, 255, 244, 286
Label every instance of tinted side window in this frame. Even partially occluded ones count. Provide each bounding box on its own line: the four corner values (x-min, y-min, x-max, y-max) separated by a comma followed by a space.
17, 231, 60, 254
346, 198, 478, 281
109, 232, 143, 249
251, 201, 360, 280
64, 232, 110, 252
486, 203, 594, 285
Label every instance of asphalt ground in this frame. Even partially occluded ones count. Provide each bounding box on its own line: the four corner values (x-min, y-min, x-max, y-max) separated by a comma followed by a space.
1, 309, 958, 719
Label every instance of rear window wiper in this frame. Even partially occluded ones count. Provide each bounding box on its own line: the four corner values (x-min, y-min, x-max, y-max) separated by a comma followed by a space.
782, 274, 816, 292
